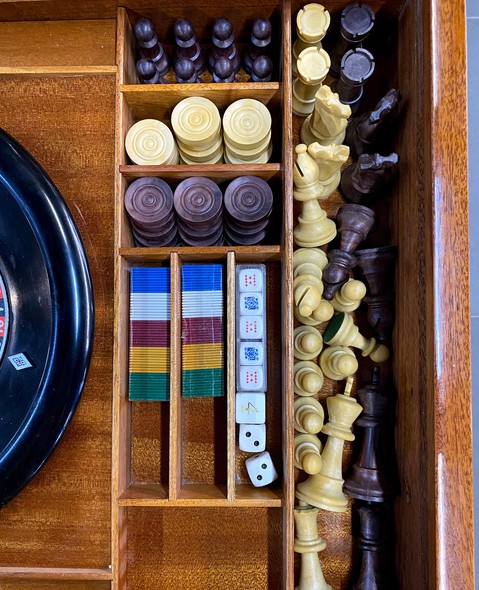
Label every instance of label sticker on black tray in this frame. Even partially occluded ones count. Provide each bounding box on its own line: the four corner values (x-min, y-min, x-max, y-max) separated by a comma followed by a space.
8, 353, 33, 371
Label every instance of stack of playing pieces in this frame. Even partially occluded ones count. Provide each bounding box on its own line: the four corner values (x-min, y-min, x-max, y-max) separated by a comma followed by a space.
181, 264, 224, 397
171, 97, 223, 164
129, 267, 170, 401
125, 177, 178, 247
173, 177, 224, 246
223, 98, 273, 164
224, 176, 273, 245
125, 119, 179, 165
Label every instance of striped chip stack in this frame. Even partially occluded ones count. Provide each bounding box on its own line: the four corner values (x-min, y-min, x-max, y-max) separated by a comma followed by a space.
129, 267, 171, 401
181, 264, 224, 397
223, 98, 273, 164
171, 97, 224, 164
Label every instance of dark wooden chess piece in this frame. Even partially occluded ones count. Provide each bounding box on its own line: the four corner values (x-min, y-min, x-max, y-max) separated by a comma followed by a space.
340, 153, 399, 204
322, 204, 375, 300
249, 55, 273, 82
209, 18, 241, 74
134, 17, 170, 76
174, 18, 206, 75
244, 17, 272, 73
136, 58, 167, 84
212, 56, 236, 82
330, 2, 375, 77
344, 369, 395, 502
346, 89, 401, 158
332, 48, 375, 114
175, 57, 200, 83
355, 246, 397, 342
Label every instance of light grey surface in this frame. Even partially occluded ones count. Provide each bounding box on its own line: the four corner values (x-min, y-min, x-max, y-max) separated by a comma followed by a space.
467, 7, 479, 588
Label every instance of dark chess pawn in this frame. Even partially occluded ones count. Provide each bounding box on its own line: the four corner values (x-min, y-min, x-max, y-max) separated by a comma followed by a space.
355, 246, 397, 342
244, 17, 272, 74
322, 204, 375, 300
346, 89, 401, 158
212, 57, 236, 82
332, 47, 375, 114
209, 18, 241, 74
330, 2, 375, 77
175, 57, 201, 83
344, 369, 396, 502
174, 18, 206, 75
249, 55, 273, 82
134, 18, 170, 76
340, 153, 399, 204
136, 58, 167, 84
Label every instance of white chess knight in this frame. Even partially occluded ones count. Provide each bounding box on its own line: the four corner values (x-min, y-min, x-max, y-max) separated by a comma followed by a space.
307, 142, 350, 198
301, 85, 352, 147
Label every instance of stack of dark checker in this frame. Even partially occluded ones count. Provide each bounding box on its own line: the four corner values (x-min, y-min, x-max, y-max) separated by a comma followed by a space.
224, 176, 273, 245
173, 177, 224, 246
124, 177, 177, 246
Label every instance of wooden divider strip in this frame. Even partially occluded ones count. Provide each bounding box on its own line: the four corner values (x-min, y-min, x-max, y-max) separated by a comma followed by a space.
226, 251, 237, 502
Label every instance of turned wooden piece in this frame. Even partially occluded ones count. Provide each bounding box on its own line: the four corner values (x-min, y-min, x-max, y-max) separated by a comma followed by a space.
292, 47, 331, 117
307, 142, 350, 197
294, 397, 325, 434
292, 3, 330, 77
134, 17, 170, 76
294, 504, 331, 590
345, 89, 401, 158
174, 18, 206, 75
295, 300, 335, 326
295, 433, 323, 474
294, 360, 324, 396
244, 18, 272, 74
323, 312, 390, 363
293, 144, 337, 247
332, 278, 367, 313
322, 204, 375, 300
319, 345, 358, 381
301, 85, 351, 146
296, 379, 362, 511
355, 246, 397, 342
344, 370, 396, 501
294, 325, 323, 360
294, 247, 329, 276
209, 17, 241, 74
333, 48, 375, 114
340, 153, 400, 204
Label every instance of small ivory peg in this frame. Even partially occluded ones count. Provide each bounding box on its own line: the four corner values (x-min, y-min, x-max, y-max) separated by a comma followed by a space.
323, 312, 390, 363
295, 433, 323, 474
319, 346, 358, 381
294, 273, 324, 317
294, 360, 324, 396
332, 279, 367, 312
294, 325, 323, 360
293, 47, 331, 117
294, 397, 325, 434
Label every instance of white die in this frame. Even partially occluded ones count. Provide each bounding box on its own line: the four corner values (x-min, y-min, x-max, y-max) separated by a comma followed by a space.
239, 342, 264, 366
239, 424, 266, 452
238, 268, 263, 292
239, 316, 264, 339
239, 292, 264, 315
236, 392, 265, 424
239, 366, 265, 391
245, 451, 278, 487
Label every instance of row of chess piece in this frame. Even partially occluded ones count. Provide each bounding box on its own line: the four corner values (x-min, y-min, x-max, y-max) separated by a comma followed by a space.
134, 16, 274, 84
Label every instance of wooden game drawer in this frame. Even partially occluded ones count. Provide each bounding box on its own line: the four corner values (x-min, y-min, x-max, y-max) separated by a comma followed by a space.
0, 0, 472, 589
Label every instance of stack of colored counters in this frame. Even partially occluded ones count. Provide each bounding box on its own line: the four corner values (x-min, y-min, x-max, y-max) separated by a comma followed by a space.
125, 119, 179, 165
181, 264, 224, 397
224, 176, 273, 245
171, 97, 223, 164
223, 98, 273, 164
129, 267, 170, 401
173, 177, 223, 246
125, 177, 178, 247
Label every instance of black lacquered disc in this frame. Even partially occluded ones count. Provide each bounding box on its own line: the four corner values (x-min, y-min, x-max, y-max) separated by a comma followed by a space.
224, 176, 273, 223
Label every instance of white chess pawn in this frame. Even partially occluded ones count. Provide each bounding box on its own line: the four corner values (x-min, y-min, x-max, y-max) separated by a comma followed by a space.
294, 503, 331, 590
331, 279, 367, 313
319, 345, 358, 380
294, 325, 323, 360
295, 299, 335, 326
293, 47, 331, 117
323, 312, 390, 363
301, 85, 352, 146
295, 433, 323, 474
307, 142, 350, 198
296, 379, 362, 511
293, 247, 329, 277
294, 360, 324, 396
293, 145, 337, 248
294, 273, 324, 318
292, 3, 331, 77
294, 397, 325, 434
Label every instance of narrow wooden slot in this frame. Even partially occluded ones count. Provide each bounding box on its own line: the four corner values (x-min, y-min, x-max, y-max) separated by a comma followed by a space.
120, 163, 281, 182
120, 246, 282, 263
119, 483, 170, 505
226, 251, 237, 502
117, 8, 136, 87
169, 252, 183, 501
0, 567, 113, 581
